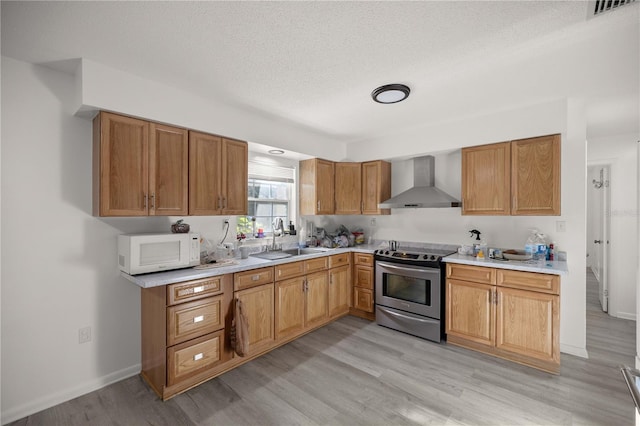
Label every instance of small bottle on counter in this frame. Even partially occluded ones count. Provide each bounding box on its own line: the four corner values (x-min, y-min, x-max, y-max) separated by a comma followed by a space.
548, 243, 555, 261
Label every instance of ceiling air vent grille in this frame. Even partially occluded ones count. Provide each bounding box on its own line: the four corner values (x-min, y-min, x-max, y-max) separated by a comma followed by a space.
593, 0, 636, 15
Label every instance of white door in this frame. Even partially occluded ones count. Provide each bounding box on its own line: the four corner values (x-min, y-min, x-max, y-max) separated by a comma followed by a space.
595, 166, 610, 312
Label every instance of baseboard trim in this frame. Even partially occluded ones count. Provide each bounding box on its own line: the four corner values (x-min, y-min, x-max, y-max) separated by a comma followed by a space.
1, 364, 141, 425
560, 343, 589, 358
615, 311, 637, 321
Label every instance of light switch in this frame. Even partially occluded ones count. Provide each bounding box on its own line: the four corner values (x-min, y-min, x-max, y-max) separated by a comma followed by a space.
556, 221, 566, 232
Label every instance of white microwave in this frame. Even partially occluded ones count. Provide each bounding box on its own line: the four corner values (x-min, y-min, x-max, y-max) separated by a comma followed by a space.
118, 233, 201, 275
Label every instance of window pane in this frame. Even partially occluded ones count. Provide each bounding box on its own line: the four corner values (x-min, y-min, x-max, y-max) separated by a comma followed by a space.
273, 203, 288, 217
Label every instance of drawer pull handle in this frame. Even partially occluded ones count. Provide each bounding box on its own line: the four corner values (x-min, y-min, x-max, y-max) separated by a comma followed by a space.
194, 353, 203, 361
193, 315, 204, 323
252, 275, 260, 281
193, 286, 204, 293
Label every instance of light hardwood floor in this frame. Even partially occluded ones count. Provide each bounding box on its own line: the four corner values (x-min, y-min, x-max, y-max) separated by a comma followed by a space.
11, 269, 636, 425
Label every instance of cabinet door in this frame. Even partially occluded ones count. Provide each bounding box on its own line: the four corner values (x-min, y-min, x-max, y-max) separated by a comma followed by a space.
511, 134, 561, 216
361, 160, 391, 215
189, 131, 222, 215
305, 271, 329, 328
353, 287, 374, 313
461, 142, 511, 215
329, 265, 350, 318
275, 277, 305, 340
335, 162, 362, 215
221, 138, 248, 215
94, 112, 149, 216
148, 123, 188, 216
353, 265, 373, 290
496, 287, 559, 364
235, 283, 275, 355
446, 279, 495, 346
316, 160, 335, 214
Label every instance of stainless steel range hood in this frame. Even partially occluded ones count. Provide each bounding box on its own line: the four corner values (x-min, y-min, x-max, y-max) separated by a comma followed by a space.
378, 156, 461, 209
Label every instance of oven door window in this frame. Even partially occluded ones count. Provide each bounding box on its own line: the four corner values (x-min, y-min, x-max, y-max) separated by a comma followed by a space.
382, 273, 431, 306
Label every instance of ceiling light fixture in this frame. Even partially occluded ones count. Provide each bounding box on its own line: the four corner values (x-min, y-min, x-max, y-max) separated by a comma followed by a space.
371, 84, 410, 104
268, 149, 285, 155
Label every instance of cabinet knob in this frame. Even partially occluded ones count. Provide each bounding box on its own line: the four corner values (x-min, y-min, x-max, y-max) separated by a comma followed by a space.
150, 193, 155, 209
143, 193, 148, 209
594, 240, 602, 244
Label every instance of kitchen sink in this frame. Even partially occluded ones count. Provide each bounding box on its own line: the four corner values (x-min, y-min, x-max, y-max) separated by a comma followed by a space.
250, 247, 334, 260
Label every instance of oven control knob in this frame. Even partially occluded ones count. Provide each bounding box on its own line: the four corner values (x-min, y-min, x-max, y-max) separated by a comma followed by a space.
385, 251, 390, 255
430, 255, 436, 260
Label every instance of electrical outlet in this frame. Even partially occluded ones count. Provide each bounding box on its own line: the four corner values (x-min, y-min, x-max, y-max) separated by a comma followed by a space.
370, 218, 377, 227
556, 221, 566, 232
79, 326, 91, 344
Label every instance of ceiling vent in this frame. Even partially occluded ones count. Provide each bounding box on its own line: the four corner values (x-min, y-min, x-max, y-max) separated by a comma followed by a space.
592, 0, 636, 16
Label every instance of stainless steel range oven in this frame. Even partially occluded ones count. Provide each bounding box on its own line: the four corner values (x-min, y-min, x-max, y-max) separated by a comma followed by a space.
374, 246, 456, 342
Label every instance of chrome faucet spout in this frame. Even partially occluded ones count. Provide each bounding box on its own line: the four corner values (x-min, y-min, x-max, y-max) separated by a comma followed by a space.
272, 217, 285, 250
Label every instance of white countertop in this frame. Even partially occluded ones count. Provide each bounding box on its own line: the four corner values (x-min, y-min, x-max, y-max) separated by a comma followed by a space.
122, 244, 380, 288
443, 253, 568, 275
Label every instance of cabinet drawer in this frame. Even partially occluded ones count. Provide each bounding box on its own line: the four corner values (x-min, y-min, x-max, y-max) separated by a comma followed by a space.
329, 253, 350, 268
275, 261, 305, 281
167, 296, 224, 346
353, 265, 373, 289
354, 253, 373, 266
354, 287, 374, 313
447, 263, 496, 285
167, 277, 223, 305
497, 269, 560, 295
234, 267, 274, 291
305, 257, 328, 274
167, 331, 223, 386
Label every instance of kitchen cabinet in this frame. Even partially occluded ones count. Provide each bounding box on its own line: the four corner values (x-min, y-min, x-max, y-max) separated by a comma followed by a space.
93, 112, 189, 216
511, 134, 561, 215
189, 131, 248, 215
328, 253, 351, 318
461, 134, 560, 216
304, 159, 391, 216
445, 263, 560, 373
233, 267, 276, 356
299, 158, 335, 215
335, 162, 362, 215
141, 275, 233, 400
361, 160, 391, 215
274, 259, 329, 341
351, 253, 375, 318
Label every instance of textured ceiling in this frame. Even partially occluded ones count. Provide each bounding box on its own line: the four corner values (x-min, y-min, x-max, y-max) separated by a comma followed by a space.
2, 1, 638, 148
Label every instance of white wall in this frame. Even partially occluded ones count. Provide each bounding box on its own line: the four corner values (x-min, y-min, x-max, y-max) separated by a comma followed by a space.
0, 57, 269, 424
588, 134, 639, 320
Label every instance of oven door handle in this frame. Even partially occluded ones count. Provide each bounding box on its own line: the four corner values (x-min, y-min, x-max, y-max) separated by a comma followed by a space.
380, 307, 436, 323
377, 261, 434, 275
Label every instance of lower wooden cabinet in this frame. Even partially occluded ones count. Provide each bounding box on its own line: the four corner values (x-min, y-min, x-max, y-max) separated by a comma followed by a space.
350, 253, 375, 318
141, 275, 233, 400
329, 264, 350, 318
274, 260, 332, 341
445, 263, 560, 373
234, 283, 275, 356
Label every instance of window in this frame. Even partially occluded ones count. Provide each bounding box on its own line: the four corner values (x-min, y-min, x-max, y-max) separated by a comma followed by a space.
237, 161, 295, 237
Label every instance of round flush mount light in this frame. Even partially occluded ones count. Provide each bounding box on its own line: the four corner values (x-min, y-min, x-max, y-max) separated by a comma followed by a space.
371, 84, 410, 104
268, 149, 285, 155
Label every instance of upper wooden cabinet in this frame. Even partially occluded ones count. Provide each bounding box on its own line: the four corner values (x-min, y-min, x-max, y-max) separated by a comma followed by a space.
361, 160, 391, 215
511, 135, 561, 215
335, 162, 362, 215
300, 158, 335, 215
301, 158, 391, 216
189, 131, 248, 216
461, 134, 560, 216
461, 142, 511, 216
93, 112, 188, 217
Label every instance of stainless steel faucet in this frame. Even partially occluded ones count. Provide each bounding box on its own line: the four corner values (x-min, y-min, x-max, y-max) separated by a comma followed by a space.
272, 217, 284, 251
